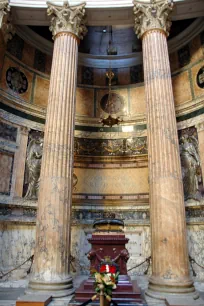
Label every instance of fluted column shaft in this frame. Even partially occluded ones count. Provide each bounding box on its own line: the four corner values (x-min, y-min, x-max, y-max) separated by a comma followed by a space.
133, 0, 196, 300
28, 2, 87, 297
28, 32, 78, 297
143, 29, 193, 292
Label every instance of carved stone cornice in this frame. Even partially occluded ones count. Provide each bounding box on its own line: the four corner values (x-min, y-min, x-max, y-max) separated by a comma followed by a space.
47, 1, 87, 40
196, 122, 204, 132
133, 0, 174, 39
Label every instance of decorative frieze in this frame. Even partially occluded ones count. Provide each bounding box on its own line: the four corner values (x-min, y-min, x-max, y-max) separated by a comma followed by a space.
0, 121, 17, 142
0, 200, 203, 226
47, 1, 87, 39
72, 209, 150, 225
133, 0, 174, 39
74, 137, 147, 156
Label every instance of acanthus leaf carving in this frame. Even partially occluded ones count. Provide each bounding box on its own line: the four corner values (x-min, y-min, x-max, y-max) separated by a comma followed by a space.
47, 1, 87, 40
0, 0, 15, 43
133, 0, 174, 39
0, 0, 9, 28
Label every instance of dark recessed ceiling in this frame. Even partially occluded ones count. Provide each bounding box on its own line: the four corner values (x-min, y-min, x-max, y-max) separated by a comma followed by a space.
29, 18, 196, 56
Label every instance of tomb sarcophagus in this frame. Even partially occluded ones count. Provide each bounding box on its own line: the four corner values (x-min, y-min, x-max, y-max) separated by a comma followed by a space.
75, 214, 145, 305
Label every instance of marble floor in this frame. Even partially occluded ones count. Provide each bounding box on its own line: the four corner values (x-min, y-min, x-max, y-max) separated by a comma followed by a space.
0, 276, 204, 306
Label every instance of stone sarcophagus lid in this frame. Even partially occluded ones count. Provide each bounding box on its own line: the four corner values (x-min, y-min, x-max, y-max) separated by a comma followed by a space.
75, 213, 145, 305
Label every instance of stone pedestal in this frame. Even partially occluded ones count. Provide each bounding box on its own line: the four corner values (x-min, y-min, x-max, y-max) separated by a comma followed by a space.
27, 2, 87, 298
75, 217, 145, 305
133, 1, 199, 304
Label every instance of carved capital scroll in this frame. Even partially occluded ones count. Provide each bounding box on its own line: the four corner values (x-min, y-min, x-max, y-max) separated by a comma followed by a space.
47, 1, 87, 40
0, 0, 15, 42
133, 0, 174, 39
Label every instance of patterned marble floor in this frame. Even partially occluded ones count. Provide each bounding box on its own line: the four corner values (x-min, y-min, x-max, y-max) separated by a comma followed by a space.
0, 276, 204, 306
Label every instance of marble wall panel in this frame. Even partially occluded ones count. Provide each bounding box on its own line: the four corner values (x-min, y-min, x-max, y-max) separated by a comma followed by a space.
118, 68, 130, 86
93, 68, 106, 86
125, 226, 151, 275
71, 225, 151, 276
172, 71, 192, 105
190, 36, 203, 64
71, 226, 92, 274
76, 88, 94, 117
169, 51, 179, 72
96, 88, 128, 117
187, 224, 204, 280
74, 167, 149, 194
0, 215, 204, 280
129, 86, 146, 115
33, 76, 49, 107
0, 121, 17, 142
82, 66, 94, 85
6, 35, 50, 75
191, 62, 204, 98
7, 35, 24, 61
0, 223, 35, 279
178, 45, 191, 68
0, 151, 14, 195
130, 65, 144, 84
0, 56, 33, 103
21, 42, 35, 68
34, 49, 46, 73
77, 66, 82, 85
45, 55, 52, 75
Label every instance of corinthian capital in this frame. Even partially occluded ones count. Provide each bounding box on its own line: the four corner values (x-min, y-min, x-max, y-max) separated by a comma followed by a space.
0, 0, 15, 42
0, 0, 9, 29
47, 1, 87, 40
133, 0, 174, 39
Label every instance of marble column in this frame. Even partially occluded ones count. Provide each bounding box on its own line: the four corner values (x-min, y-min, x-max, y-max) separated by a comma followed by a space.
27, 2, 87, 297
133, 0, 198, 303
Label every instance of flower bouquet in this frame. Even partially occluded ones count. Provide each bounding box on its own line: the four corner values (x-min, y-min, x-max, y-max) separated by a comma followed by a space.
91, 262, 119, 301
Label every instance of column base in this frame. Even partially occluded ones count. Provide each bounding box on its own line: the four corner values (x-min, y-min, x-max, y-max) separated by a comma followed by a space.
145, 278, 204, 306
26, 277, 75, 298
145, 291, 203, 306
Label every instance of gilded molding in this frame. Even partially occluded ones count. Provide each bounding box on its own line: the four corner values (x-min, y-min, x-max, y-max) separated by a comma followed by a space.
47, 1, 87, 40
133, 0, 174, 39
142, 28, 166, 39
55, 31, 80, 45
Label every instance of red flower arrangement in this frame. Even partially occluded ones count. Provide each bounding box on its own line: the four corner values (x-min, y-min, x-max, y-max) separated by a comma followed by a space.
91, 262, 119, 300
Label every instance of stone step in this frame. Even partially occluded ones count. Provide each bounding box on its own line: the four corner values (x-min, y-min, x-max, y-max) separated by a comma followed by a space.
16, 295, 51, 306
